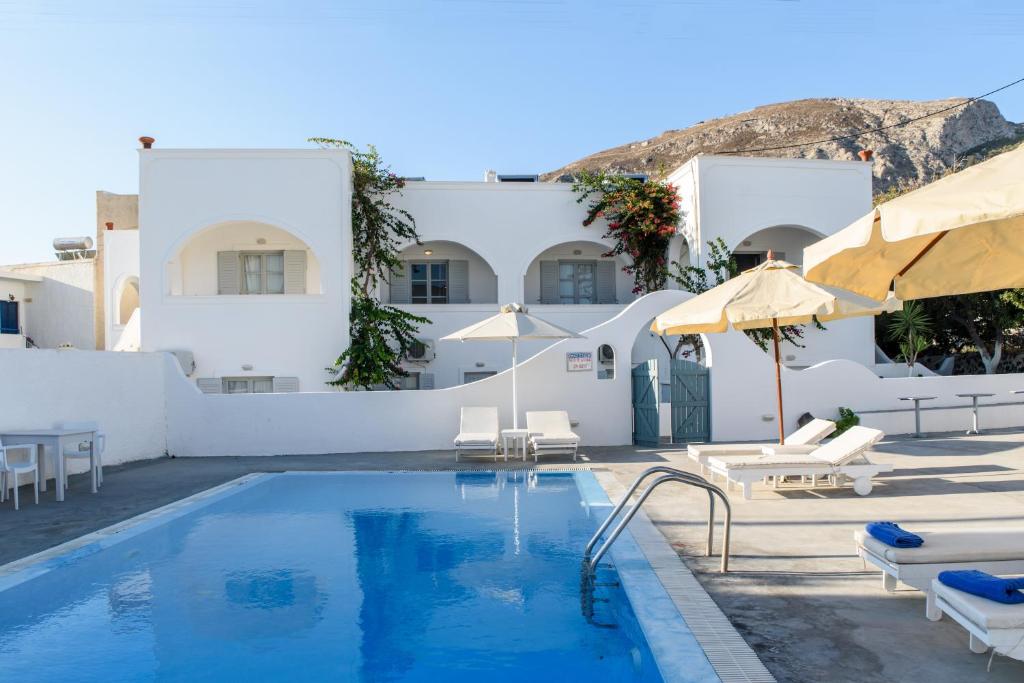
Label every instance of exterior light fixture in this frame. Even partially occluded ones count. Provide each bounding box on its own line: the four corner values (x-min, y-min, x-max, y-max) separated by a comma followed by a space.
256, 238, 267, 245
573, 249, 582, 256
241, 364, 253, 371
424, 249, 434, 256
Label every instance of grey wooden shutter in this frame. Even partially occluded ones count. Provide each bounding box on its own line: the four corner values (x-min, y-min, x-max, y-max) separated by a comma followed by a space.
539, 261, 558, 304
196, 378, 223, 394
596, 260, 617, 304
390, 262, 411, 304
217, 251, 240, 295
283, 250, 307, 294
420, 373, 435, 390
448, 260, 469, 303
272, 376, 300, 393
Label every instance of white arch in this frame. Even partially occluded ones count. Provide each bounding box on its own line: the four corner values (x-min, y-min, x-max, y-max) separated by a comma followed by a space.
728, 223, 827, 255
163, 218, 324, 296
115, 275, 140, 325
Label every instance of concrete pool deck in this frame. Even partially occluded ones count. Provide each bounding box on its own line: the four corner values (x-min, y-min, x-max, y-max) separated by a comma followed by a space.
3, 430, 1024, 681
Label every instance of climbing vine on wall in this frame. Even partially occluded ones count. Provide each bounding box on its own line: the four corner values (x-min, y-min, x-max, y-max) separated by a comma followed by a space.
310, 138, 429, 389
572, 171, 682, 294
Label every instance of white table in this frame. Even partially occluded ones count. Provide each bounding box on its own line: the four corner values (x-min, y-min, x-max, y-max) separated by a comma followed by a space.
0, 428, 96, 501
898, 396, 936, 438
501, 429, 529, 462
956, 392, 995, 435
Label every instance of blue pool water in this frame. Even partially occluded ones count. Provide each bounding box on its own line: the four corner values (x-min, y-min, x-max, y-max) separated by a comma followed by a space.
0, 471, 715, 682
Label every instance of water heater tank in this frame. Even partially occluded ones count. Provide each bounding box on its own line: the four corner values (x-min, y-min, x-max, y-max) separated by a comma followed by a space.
53, 236, 94, 251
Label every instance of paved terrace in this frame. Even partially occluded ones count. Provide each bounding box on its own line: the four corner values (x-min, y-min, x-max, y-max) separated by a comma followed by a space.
4, 430, 1024, 682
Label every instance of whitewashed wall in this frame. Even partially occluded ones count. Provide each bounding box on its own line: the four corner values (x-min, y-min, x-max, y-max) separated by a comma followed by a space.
2, 292, 1023, 468
103, 229, 140, 350
0, 349, 169, 468
6, 260, 95, 350
139, 149, 352, 391
707, 330, 1024, 441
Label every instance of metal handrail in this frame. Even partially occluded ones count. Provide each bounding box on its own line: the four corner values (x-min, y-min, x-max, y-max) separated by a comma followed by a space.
585, 466, 722, 559
585, 469, 732, 574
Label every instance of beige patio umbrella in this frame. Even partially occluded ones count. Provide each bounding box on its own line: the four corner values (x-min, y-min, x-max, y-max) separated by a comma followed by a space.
804, 144, 1024, 301
651, 255, 899, 443
441, 303, 583, 429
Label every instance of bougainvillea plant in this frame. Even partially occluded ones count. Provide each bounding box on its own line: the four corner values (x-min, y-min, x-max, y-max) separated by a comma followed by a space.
572, 170, 682, 294
309, 138, 429, 390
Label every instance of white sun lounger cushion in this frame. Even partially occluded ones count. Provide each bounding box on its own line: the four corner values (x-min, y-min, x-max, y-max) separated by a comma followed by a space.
688, 418, 836, 459
706, 453, 835, 470
455, 433, 499, 446
931, 579, 1024, 630
855, 529, 1024, 564
532, 435, 579, 445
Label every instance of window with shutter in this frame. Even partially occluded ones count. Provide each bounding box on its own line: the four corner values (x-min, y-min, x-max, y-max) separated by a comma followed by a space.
217, 251, 241, 295
272, 376, 300, 393
196, 378, 223, 394
420, 373, 435, 390
539, 261, 558, 304
596, 260, 617, 304
283, 251, 307, 294
448, 260, 469, 303
390, 263, 411, 304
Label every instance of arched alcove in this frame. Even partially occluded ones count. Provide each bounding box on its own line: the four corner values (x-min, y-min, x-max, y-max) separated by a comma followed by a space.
117, 277, 140, 324
165, 220, 323, 296
731, 224, 826, 271
390, 240, 498, 304
523, 240, 633, 305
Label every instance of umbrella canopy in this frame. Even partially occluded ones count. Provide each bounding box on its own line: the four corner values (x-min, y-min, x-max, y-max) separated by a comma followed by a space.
804, 144, 1024, 301
651, 256, 899, 443
442, 303, 583, 429
651, 258, 900, 335
441, 303, 582, 341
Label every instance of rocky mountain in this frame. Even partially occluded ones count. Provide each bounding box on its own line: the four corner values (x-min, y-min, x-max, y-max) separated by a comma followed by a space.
543, 97, 1022, 192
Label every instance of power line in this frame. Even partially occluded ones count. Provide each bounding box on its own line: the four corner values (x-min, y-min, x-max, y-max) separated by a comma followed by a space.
715, 76, 1024, 155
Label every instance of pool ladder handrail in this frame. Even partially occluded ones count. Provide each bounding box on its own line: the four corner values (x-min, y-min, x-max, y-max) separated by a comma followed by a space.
584, 466, 731, 574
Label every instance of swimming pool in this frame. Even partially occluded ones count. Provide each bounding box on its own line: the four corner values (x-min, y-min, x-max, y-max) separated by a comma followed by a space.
0, 471, 719, 682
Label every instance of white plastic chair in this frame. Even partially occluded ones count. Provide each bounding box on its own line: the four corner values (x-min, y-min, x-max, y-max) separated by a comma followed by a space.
0, 437, 39, 510
55, 421, 105, 493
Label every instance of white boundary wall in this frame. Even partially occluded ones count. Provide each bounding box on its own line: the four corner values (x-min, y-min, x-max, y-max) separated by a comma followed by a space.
0, 349, 169, 467
3, 291, 1024, 464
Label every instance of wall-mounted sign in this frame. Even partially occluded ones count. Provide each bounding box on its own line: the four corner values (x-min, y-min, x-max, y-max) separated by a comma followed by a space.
566, 351, 593, 372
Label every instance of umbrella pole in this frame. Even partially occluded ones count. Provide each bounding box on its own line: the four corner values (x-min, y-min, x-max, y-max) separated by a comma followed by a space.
772, 318, 785, 445
512, 338, 518, 430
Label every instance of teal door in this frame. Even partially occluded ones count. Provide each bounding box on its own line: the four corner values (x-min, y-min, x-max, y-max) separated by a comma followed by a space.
670, 359, 710, 443
631, 360, 660, 447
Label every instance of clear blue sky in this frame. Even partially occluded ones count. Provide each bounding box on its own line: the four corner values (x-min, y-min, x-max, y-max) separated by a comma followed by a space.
1, 0, 1022, 263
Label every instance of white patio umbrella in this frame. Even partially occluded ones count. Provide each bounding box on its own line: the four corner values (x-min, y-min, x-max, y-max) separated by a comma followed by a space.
441, 303, 583, 429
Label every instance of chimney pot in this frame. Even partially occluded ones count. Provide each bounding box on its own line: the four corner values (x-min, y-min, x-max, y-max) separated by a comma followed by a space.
139, 136, 155, 149
105, 221, 114, 231
858, 149, 874, 162
766, 249, 776, 261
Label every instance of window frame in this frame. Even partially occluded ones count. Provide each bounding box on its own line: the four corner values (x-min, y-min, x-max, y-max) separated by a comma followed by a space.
221, 376, 275, 394
239, 251, 285, 295
557, 260, 597, 305
408, 260, 449, 304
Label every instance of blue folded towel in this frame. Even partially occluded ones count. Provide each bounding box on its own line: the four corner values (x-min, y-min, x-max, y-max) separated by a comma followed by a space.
939, 570, 1024, 604
865, 521, 924, 548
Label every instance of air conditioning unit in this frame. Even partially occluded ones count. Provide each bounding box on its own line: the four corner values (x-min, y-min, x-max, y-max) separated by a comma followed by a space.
406, 339, 435, 363
169, 350, 196, 376
598, 344, 615, 364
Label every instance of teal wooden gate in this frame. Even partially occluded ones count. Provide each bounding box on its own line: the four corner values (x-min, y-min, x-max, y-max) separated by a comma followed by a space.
670, 359, 710, 443
631, 360, 660, 446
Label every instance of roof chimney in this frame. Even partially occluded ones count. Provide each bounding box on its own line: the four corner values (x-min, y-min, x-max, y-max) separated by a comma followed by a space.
766, 249, 776, 261
105, 221, 114, 231
858, 149, 873, 162
139, 136, 155, 149
483, 169, 497, 183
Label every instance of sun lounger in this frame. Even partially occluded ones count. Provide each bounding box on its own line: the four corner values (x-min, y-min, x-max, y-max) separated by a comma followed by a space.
526, 411, 579, 462
932, 577, 1024, 659
454, 407, 500, 461
705, 426, 889, 500
855, 528, 1024, 619
687, 418, 836, 473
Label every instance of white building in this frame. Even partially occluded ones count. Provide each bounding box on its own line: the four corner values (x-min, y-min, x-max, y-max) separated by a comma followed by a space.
84, 142, 878, 398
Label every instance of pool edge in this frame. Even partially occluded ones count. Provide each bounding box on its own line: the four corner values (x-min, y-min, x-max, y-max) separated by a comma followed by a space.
590, 469, 776, 683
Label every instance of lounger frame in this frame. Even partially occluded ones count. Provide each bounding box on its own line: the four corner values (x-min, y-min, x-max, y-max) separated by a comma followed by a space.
932, 579, 1024, 659
708, 456, 891, 500
857, 543, 1024, 620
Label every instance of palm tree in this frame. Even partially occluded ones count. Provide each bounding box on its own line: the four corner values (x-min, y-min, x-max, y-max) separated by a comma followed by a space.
887, 301, 933, 376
